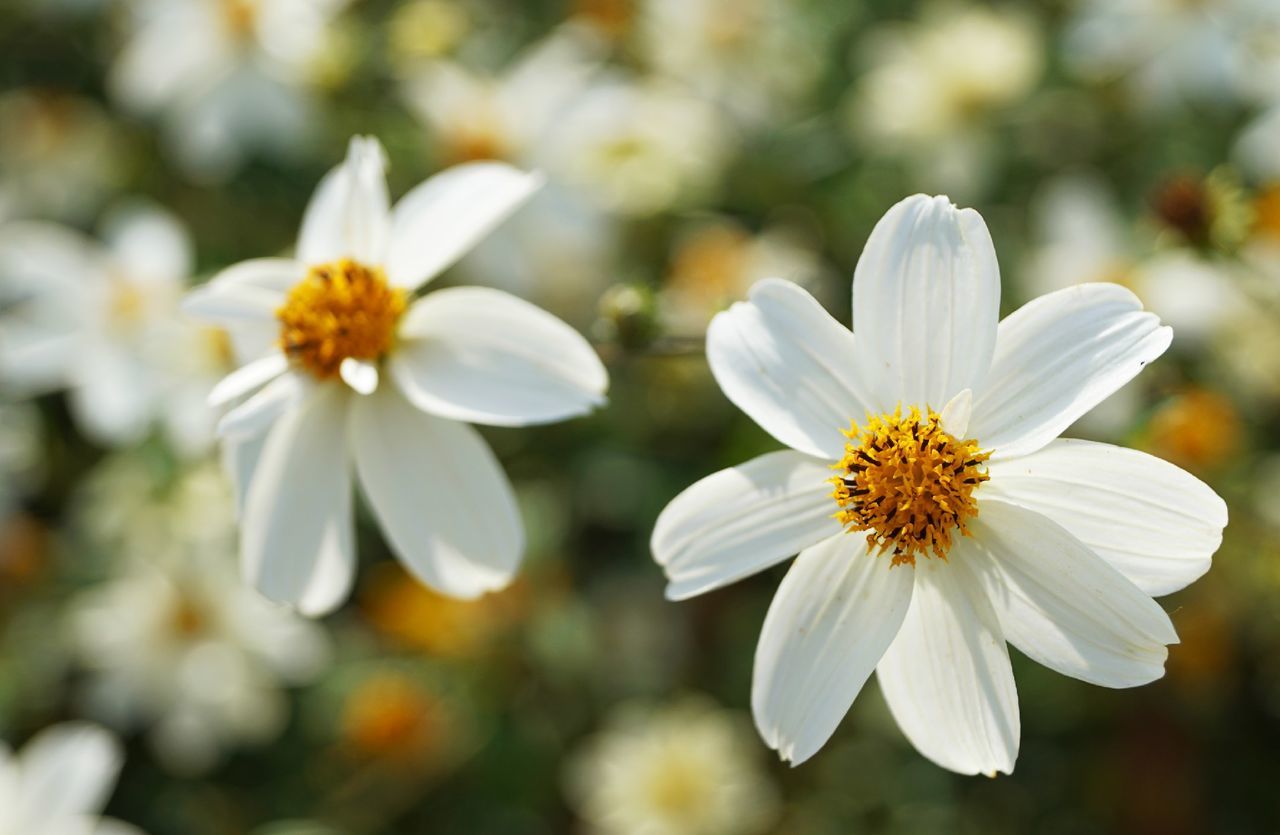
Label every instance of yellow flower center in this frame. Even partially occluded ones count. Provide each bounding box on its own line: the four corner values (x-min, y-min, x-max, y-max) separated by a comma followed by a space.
276, 259, 407, 381
831, 406, 990, 567
221, 0, 259, 39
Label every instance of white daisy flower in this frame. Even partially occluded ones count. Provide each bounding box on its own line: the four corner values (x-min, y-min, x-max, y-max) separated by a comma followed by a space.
0, 204, 228, 454
107, 0, 352, 180
651, 194, 1227, 774
564, 699, 779, 835
185, 136, 608, 615
69, 552, 329, 776
0, 722, 145, 835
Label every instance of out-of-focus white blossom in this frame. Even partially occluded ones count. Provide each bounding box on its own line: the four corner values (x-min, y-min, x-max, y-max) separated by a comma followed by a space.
1065, 0, 1280, 113
538, 77, 733, 216
659, 217, 827, 336
637, 0, 822, 123
107, 0, 353, 180
0, 204, 229, 455
69, 551, 330, 775
0, 90, 127, 224
401, 26, 615, 320
0, 722, 146, 835
564, 699, 779, 835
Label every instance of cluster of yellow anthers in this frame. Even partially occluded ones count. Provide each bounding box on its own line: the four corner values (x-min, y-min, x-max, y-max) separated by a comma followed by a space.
277, 258, 407, 380
830, 406, 991, 567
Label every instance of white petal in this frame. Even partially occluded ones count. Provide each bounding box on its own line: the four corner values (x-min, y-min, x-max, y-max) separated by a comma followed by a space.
939, 388, 973, 437
208, 353, 288, 407
653, 450, 843, 601
983, 439, 1227, 597
707, 278, 874, 461
241, 385, 354, 610
17, 723, 122, 818
217, 372, 306, 439
183, 258, 299, 323
391, 287, 606, 426
221, 432, 266, 519
297, 136, 391, 266
970, 284, 1172, 459
968, 499, 1178, 688
383, 162, 543, 289
101, 202, 192, 287
339, 357, 379, 395
351, 385, 523, 599
852, 194, 1000, 411
752, 535, 913, 765
295, 509, 356, 617
876, 558, 1019, 776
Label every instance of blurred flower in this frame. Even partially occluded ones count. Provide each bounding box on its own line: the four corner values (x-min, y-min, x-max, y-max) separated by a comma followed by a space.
339, 672, 452, 769
388, 0, 470, 65
360, 563, 524, 658
0, 204, 228, 454
401, 26, 616, 320
1064, 0, 1280, 113
1026, 175, 1246, 345
564, 698, 779, 835
107, 0, 353, 180
636, 0, 822, 123
658, 217, 825, 337
847, 5, 1040, 195
0, 89, 127, 224
186, 136, 608, 614
538, 77, 733, 216
69, 553, 329, 775
653, 195, 1226, 772
0, 722, 145, 834
1148, 170, 1253, 251
73, 454, 237, 570
1141, 388, 1243, 474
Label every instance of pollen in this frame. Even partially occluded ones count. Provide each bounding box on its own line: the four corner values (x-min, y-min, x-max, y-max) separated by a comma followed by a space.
276, 258, 407, 380
831, 406, 990, 567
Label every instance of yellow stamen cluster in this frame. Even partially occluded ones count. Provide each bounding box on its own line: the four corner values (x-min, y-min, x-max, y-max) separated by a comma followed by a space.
277, 258, 407, 380
831, 406, 990, 567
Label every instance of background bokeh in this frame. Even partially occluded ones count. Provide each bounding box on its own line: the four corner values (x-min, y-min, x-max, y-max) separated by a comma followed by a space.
3, 0, 1280, 832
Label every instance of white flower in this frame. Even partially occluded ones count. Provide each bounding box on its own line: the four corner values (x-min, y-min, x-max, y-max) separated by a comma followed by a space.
107, 0, 352, 180
0, 204, 228, 454
185, 136, 608, 615
0, 722, 145, 835
636, 0, 823, 124
69, 552, 329, 775
564, 699, 779, 835
1064, 0, 1280, 113
400, 27, 617, 320
537, 77, 733, 216
651, 194, 1227, 774
659, 217, 827, 336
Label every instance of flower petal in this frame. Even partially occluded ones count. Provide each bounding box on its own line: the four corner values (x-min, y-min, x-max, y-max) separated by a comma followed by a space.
707, 278, 874, 461
653, 450, 842, 601
208, 353, 289, 407
350, 385, 523, 599
383, 162, 543, 289
241, 385, 354, 610
752, 535, 913, 765
339, 357, 379, 395
876, 557, 1019, 776
17, 723, 122, 818
983, 439, 1227, 597
183, 258, 299, 323
969, 498, 1178, 688
217, 372, 306, 439
970, 284, 1172, 459
852, 194, 1001, 411
391, 287, 606, 426
297, 136, 391, 266
294, 509, 356, 618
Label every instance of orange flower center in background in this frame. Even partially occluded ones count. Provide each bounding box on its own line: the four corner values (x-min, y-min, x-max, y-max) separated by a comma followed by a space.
831, 406, 990, 566
221, 0, 259, 38
277, 259, 407, 380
